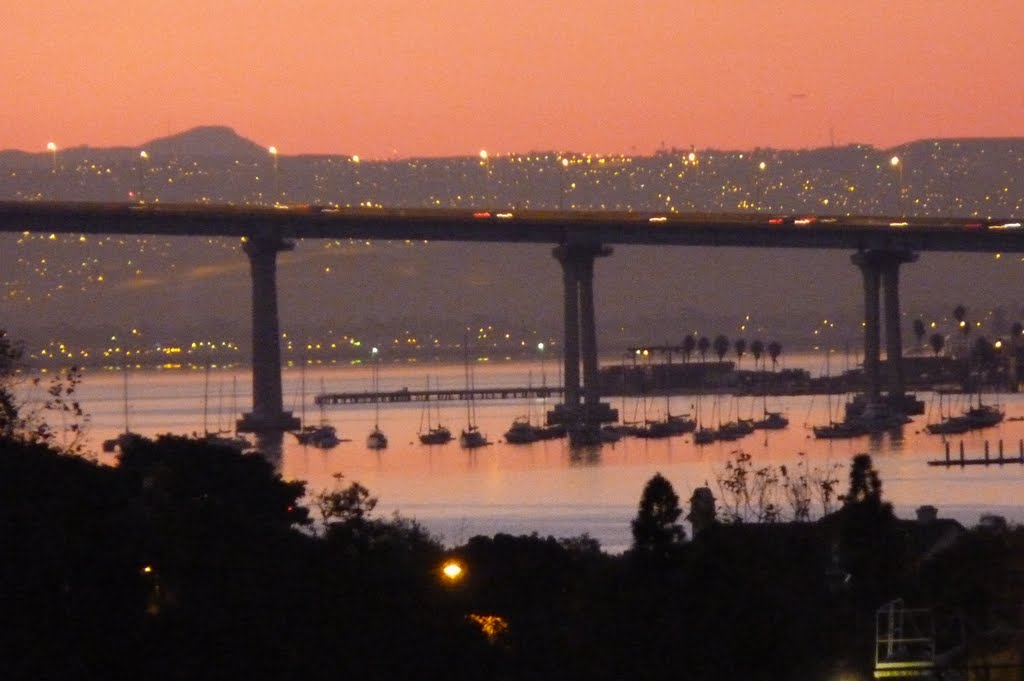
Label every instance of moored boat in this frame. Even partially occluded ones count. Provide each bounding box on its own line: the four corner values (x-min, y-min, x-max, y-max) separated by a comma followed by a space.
504, 416, 543, 444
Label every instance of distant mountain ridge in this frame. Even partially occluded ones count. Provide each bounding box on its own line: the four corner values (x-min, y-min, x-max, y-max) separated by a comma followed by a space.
143, 126, 268, 160
4, 126, 1024, 164
0, 126, 268, 165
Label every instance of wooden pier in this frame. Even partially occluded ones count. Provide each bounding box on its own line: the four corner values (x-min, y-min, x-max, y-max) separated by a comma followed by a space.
314, 386, 564, 406
928, 439, 1024, 467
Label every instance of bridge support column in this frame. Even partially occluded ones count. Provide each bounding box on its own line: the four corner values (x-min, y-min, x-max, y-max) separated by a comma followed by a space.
852, 252, 883, 402
882, 254, 916, 399
560, 251, 582, 409
548, 243, 618, 437
851, 249, 919, 410
237, 233, 301, 435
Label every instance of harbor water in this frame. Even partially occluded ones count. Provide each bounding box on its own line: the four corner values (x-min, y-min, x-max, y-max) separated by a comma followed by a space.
20, 353, 1024, 554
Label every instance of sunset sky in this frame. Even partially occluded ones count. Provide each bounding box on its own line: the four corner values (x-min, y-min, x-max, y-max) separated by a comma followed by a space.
4, 1, 1022, 158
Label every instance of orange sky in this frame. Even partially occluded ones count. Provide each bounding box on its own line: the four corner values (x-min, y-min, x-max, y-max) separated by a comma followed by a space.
3, 1, 1022, 158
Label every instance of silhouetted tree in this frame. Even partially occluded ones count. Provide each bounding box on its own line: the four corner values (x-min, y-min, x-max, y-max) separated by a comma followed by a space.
0, 330, 21, 439
697, 336, 710, 362
912, 318, 926, 349
972, 336, 995, 369
841, 453, 890, 514
712, 334, 729, 362
768, 340, 782, 370
1012, 321, 1024, 338
631, 473, 685, 554
929, 332, 945, 357
734, 338, 747, 367
953, 304, 971, 338
682, 335, 696, 363
750, 339, 765, 369
316, 472, 378, 524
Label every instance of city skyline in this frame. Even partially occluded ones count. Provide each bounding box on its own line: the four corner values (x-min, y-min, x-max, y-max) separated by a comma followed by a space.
3, 2, 1023, 158
2, 130, 1023, 365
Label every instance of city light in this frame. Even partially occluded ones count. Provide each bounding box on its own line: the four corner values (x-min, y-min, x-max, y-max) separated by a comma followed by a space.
441, 560, 464, 581
46, 141, 58, 172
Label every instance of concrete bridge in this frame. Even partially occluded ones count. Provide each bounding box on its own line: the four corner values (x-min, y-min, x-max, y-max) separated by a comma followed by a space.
1, 201, 1021, 443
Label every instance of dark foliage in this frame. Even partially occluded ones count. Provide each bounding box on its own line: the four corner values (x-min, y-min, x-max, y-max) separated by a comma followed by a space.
2, 430, 1020, 680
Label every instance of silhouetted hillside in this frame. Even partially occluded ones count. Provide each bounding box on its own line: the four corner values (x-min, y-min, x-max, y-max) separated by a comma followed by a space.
143, 125, 268, 160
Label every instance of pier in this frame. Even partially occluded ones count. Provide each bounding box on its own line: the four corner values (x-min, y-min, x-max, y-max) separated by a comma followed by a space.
928, 439, 1024, 467
315, 385, 563, 406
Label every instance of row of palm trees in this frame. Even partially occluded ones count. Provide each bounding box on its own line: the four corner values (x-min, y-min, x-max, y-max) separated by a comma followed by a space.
668, 335, 784, 371
909, 304, 1024, 359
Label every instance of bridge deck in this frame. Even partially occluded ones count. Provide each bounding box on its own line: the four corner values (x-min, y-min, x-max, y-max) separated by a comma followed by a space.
1, 201, 1022, 253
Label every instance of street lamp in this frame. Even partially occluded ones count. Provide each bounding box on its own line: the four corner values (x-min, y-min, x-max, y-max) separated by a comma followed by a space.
537, 342, 546, 388
479, 149, 489, 207
890, 155, 904, 217
755, 160, 767, 211
559, 157, 570, 210
138, 150, 150, 202
46, 141, 58, 173
268, 146, 279, 204
441, 559, 464, 582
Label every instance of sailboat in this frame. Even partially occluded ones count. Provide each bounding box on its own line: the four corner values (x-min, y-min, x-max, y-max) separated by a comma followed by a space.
200, 368, 252, 451
102, 355, 144, 452
291, 365, 342, 449
635, 393, 696, 439
503, 371, 549, 444
928, 386, 1004, 433
459, 336, 489, 449
418, 376, 453, 445
751, 381, 789, 430
366, 350, 388, 450
692, 362, 716, 445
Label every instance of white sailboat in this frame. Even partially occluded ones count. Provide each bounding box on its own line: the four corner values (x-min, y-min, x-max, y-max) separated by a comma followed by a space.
102, 356, 144, 452
366, 348, 388, 450
418, 376, 453, 445
291, 363, 342, 449
459, 335, 489, 449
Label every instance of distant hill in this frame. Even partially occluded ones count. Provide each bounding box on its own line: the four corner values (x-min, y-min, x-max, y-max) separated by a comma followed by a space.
0, 126, 267, 167
142, 126, 267, 161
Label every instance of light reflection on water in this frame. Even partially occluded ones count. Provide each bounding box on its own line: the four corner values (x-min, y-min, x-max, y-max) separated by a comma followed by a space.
28, 355, 1024, 554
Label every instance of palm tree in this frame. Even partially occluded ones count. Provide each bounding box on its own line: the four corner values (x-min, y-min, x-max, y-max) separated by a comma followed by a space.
953, 305, 970, 338
767, 340, 782, 371
734, 338, 747, 368
928, 332, 945, 357
751, 339, 765, 370
713, 335, 730, 363
972, 336, 995, 369
682, 335, 696, 363
697, 336, 710, 363
912, 319, 926, 351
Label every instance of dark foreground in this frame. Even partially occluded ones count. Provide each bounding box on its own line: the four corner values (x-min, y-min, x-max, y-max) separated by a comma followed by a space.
1, 434, 1021, 681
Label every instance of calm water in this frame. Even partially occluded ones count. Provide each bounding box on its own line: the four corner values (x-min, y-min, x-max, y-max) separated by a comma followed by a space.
21, 354, 1024, 553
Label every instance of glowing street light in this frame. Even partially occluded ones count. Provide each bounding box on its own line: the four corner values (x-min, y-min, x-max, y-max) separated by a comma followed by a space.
537, 341, 546, 388
46, 141, 58, 172
268, 146, 279, 203
559, 157, 570, 210
479, 149, 490, 207
441, 559, 464, 582
138, 150, 150, 202
755, 160, 767, 210
890, 155, 904, 217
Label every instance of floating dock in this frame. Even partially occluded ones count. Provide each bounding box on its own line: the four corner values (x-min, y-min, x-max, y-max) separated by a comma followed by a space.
315, 386, 563, 406
928, 439, 1024, 467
